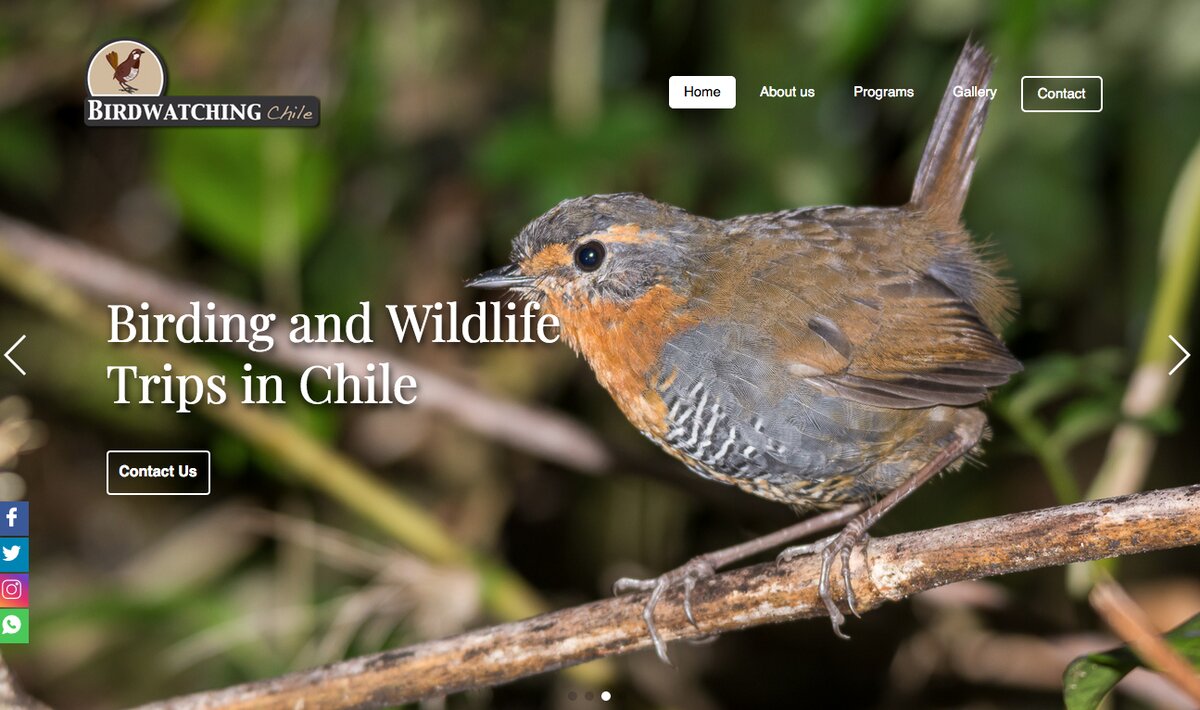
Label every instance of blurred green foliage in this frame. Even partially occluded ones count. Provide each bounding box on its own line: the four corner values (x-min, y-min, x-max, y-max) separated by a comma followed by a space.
157, 129, 333, 269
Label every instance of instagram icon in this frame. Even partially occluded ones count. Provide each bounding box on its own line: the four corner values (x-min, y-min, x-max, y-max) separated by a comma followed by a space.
0, 574, 27, 608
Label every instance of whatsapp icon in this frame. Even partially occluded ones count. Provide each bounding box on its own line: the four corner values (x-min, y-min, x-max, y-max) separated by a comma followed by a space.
0, 610, 27, 644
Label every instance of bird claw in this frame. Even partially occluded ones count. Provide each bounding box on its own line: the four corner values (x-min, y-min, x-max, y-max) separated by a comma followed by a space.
775, 532, 837, 565
776, 527, 869, 639
612, 557, 716, 664
682, 572, 702, 627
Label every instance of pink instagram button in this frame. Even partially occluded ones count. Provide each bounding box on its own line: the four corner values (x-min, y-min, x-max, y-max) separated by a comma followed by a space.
0, 574, 27, 608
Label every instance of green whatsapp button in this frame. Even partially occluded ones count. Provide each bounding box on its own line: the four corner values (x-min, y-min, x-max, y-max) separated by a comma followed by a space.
0, 609, 28, 644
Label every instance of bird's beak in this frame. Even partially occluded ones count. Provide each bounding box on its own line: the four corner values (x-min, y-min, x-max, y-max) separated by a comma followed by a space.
466, 263, 536, 289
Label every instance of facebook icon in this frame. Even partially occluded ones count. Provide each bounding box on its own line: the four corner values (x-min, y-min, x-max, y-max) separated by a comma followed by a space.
2, 504, 26, 536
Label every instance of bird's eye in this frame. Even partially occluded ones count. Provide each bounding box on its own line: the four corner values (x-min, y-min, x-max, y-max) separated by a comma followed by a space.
573, 241, 606, 272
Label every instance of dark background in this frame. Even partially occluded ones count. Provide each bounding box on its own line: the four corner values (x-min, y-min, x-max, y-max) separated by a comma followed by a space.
0, 1, 1198, 708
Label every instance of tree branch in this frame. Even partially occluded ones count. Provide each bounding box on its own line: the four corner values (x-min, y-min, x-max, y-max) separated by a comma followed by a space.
140, 485, 1200, 710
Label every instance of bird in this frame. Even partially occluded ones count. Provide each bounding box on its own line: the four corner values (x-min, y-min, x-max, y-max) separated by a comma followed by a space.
106, 48, 147, 94
468, 41, 1019, 663
0, 545, 17, 562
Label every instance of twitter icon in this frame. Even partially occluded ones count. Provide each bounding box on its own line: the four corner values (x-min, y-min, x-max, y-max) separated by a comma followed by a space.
0, 539, 26, 573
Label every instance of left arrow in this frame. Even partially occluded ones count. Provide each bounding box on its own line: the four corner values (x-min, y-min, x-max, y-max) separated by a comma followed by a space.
4, 335, 26, 376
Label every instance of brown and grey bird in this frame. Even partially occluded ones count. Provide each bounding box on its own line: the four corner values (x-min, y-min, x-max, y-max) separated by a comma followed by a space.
106, 48, 146, 94
469, 41, 1018, 662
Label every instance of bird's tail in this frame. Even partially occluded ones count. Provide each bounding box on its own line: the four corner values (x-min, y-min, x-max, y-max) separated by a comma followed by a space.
105, 51, 119, 71
908, 41, 994, 226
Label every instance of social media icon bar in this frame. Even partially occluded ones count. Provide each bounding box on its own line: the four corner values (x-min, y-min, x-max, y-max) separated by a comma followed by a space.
0, 501, 28, 644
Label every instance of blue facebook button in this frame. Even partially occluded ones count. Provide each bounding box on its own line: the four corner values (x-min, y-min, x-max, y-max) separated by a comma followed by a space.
0, 539, 26, 573
0, 504, 27, 536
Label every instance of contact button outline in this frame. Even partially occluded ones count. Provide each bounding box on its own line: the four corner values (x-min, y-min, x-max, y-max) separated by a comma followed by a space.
106, 450, 212, 496
1021, 75, 1103, 113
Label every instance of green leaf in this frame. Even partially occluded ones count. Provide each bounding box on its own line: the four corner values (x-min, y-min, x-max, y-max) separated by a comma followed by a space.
156, 128, 333, 268
1063, 612, 1200, 710
1047, 395, 1120, 453
1004, 350, 1125, 418
1002, 353, 1085, 417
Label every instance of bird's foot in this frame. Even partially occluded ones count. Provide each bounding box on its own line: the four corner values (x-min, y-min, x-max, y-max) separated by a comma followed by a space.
776, 519, 870, 640
612, 556, 716, 664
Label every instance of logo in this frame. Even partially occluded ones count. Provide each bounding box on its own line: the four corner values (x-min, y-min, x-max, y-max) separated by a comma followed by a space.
0, 539, 25, 573
86, 40, 166, 97
1, 503, 27, 536
1, 614, 20, 634
85, 39, 319, 127
0, 579, 19, 600
0, 610, 28, 644
0, 574, 27, 608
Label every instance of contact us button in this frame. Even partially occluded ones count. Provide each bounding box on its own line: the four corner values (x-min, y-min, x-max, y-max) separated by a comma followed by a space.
107, 450, 211, 496
1021, 76, 1102, 112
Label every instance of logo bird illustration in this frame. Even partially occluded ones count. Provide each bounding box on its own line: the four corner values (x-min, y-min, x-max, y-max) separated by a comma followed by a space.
105, 48, 146, 93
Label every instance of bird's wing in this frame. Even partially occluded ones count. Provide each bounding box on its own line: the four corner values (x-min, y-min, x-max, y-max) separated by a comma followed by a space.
713, 216, 1020, 410
105, 51, 119, 70
807, 274, 1018, 408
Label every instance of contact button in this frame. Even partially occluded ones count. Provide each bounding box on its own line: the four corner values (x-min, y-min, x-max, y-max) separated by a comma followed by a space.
107, 450, 211, 495
1021, 76, 1102, 112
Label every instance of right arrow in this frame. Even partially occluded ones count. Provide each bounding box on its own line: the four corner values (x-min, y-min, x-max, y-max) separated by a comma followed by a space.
1169, 335, 1190, 376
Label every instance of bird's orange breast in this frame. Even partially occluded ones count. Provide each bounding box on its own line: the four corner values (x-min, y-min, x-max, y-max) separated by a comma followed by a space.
544, 284, 699, 438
